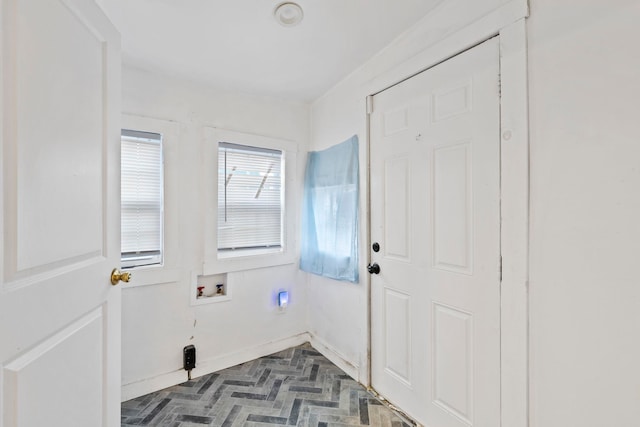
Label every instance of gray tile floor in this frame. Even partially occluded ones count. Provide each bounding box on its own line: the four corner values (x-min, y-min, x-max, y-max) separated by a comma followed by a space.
122, 343, 414, 426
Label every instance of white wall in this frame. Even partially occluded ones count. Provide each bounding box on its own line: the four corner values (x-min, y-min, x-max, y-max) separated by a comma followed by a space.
310, 0, 640, 424
307, 0, 524, 383
120, 66, 310, 399
528, 1, 640, 426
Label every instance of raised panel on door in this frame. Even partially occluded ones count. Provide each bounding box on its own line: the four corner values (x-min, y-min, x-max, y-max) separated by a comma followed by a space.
370, 38, 500, 427
13, 0, 105, 274
432, 302, 474, 425
384, 156, 411, 261
384, 287, 412, 384
3, 309, 104, 426
432, 141, 473, 275
1, 0, 121, 425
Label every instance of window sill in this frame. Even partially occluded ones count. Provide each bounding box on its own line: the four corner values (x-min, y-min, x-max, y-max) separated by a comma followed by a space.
203, 250, 296, 275
217, 247, 282, 259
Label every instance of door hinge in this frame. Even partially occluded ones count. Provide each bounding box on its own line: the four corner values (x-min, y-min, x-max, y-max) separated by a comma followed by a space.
498, 73, 502, 98
366, 95, 374, 114
499, 255, 503, 281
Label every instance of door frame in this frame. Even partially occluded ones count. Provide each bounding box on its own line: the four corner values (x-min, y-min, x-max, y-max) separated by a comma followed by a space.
366, 17, 529, 427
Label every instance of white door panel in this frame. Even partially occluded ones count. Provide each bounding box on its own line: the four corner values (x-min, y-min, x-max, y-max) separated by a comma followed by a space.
1, 0, 121, 425
370, 38, 500, 427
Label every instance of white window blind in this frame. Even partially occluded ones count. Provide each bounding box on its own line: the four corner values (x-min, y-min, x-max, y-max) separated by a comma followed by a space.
218, 142, 283, 251
121, 129, 163, 268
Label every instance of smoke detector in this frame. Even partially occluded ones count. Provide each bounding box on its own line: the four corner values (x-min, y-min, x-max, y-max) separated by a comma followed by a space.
274, 2, 304, 27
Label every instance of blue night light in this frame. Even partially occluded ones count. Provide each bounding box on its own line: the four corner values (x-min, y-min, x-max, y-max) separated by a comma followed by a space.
278, 291, 289, 308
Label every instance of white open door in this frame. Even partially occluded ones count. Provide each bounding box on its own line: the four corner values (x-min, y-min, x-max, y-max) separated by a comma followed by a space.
0, 0, 121, 426
370, 38, 501, 426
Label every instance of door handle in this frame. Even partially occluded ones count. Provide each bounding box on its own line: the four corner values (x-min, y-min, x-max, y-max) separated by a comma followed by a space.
367, 263, 381, 275
111, 268, 132, 286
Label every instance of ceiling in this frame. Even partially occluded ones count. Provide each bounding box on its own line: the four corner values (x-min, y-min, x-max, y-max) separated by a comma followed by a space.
100, 0, 444, 103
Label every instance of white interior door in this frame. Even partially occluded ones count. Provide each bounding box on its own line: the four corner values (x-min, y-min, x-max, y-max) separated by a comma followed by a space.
1, 0, 121, 425
370, 38, 501, 427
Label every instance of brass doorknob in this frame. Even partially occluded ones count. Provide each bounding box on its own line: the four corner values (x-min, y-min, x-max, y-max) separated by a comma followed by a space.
111, 268, 131, 285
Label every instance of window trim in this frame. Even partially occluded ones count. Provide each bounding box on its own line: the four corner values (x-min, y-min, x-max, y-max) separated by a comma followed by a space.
120, 114, 182, 287
203, 127, 298, 275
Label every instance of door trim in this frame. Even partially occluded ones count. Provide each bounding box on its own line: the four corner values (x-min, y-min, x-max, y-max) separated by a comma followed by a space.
496, 20, 529, 427
366, 18, 529, 427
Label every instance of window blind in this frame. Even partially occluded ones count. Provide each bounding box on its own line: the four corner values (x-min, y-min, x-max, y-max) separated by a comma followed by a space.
218, 142, 283, 251
121, 129, 163, 267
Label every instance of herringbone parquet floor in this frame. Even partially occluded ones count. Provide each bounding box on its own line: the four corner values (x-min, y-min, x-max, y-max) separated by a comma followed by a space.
121, 343, 413, 427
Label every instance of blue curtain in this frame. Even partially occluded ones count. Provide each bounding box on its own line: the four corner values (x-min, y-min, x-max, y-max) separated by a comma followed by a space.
300, 135, 359, 283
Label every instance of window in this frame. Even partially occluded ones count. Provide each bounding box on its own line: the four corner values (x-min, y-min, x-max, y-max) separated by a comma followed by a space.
203, 128, 297, 274
217, 142, 283, 252
121, 129, 163, 268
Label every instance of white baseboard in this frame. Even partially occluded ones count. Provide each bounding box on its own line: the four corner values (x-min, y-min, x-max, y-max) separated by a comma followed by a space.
121, 333, 310, 402
122, 332, 364, 402
308, 333, 360, 382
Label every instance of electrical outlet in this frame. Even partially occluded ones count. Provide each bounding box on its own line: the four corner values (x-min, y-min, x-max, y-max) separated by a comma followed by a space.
183, 345, 196, 371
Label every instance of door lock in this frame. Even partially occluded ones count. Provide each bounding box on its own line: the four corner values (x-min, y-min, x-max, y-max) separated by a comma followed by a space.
367, 263, 381, 275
